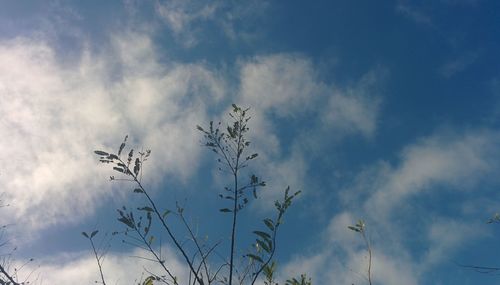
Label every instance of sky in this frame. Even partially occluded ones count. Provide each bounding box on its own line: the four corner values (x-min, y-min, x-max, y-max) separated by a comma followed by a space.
1, 0, 500, 284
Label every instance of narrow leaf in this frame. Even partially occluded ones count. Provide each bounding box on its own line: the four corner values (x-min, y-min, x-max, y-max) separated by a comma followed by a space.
253, 231, 271, 241
162, 210, 171, 219
348, 226, 360, 232
113, 167, 125, 173
247, 254, 263, 263
138, 206, 154, 212
264, 219, 275, 231
94, 150, 109, 156
256, 239, 270, 253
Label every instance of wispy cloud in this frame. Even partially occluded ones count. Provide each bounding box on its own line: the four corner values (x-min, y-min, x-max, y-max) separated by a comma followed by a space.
155, 0, 269, 47
15, 247, 187, 285
235, 54, 383, 206
439, 51, 479, 78
396, 1, 433, 26
0, 32, 225, 233
281, 128, 500, 284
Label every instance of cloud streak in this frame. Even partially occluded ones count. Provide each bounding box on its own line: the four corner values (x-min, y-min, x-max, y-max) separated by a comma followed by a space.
282, 128, 500, 284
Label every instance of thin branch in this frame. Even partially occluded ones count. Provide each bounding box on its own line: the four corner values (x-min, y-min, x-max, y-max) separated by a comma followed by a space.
133, 222, 178, 284
179, 212, 211, 283
0, 263, 20, 285
119, 159, 204, 285
89, 237, 107, 285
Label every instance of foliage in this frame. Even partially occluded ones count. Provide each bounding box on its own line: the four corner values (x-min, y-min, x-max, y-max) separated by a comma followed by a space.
91, 104, 309, 284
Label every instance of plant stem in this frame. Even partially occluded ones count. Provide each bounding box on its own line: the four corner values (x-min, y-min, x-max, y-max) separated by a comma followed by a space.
229, 170, 238, 285
134, 176, 204, 285
362, 231, 372, 285
0, 263, 20, 285
90, 238, 106, 285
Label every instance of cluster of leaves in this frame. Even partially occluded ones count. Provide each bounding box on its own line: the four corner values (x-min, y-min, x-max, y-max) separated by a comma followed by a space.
95, 135, 151, 181
90, 105, 309, 285
95, 137, 188, 285
245, 187, 301, 285
197, 105, 305, 285
285, 274, 312, 285
197, 105, 266, 216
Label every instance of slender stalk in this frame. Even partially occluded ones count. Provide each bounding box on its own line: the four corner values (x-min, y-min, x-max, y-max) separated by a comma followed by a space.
229, 115, 244, 285
179, 212, 213, 285
134, 226, 178, 284
89, 238, 107, 285
229, 170, 238, 285
362, 231, 372, 285
0, 263, 20, 285
131, 173, 204, 285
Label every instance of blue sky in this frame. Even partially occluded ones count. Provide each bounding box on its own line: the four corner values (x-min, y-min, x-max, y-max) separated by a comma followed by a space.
1, 1, 500, 284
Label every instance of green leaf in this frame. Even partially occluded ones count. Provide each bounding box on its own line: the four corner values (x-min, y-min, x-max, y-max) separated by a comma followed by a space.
118, 217, 135, 229
133, 188, 144, 193
162, 210, 171, 219
107, 154, 119, 160
113, 167, 125, 173
348, 226, 360, 232
118, 135, 128, 156
247, 253, 263, 263
253, 231, 271, 241
90, 230, 99, 238
219, 208, 232, 213
94, 150, 109, 156
256, 239, 271, 253
264, 219, 275, 231
81, 232, 89, 238
134, 158, 140, 175
245, 153, 258, 160
138, 206, 154, 212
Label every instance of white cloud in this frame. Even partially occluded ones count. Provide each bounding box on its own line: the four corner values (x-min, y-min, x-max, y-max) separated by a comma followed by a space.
236, 54, 383, 207
155, 0, 270, 47
13, 247, 187, 285
322, 70, 383, 138
0, 32, 225, 233
280, 128, 500, 284
423, 219, 486, 268
367, 130, 499, 218
156, 0, 219, 47
239, 54, 321, 118
396, 2, 433, 26
439, 51, 479, 78
0, 36, 382, 240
